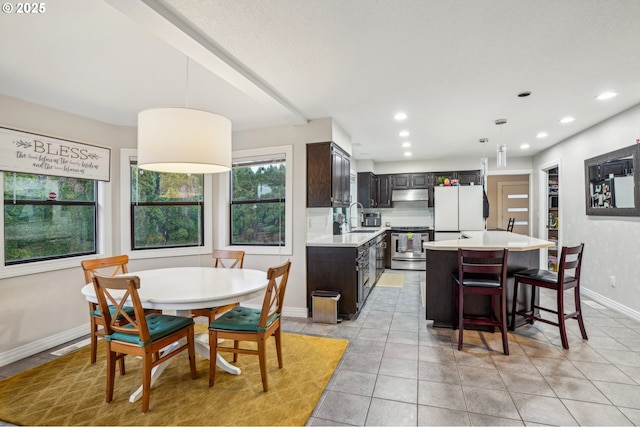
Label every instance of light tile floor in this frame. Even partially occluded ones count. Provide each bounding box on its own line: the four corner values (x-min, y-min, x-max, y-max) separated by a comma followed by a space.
2, 270, 640, 426
291, 270, 640, 426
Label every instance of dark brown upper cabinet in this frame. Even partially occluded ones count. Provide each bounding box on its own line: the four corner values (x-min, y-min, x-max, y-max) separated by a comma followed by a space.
357, 172, 378, 208
307, 142, 351, 207
391, 173, 429, 189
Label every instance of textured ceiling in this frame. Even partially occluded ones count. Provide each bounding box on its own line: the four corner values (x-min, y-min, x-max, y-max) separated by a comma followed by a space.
1, 0, 639, 163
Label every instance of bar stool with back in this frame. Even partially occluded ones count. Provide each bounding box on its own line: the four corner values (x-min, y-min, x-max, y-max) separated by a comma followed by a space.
507, 217, 515, 232
453, 248, 510, 355
510, 243, 587, 349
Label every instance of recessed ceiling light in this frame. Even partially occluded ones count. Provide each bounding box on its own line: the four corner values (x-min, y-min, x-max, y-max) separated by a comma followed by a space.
404, 151, 412, 157
402, 142, 411, 148
536, 132, 548, 138
394, 112, 408, 121
596, 92, 618, 100
559, 116, 575, 124
399, 130, 410, 137
520, 143, 530, 149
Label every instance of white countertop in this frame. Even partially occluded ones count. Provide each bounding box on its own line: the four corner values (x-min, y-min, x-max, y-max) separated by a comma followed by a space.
306, 228, 387, 247
424, 230, 555, 251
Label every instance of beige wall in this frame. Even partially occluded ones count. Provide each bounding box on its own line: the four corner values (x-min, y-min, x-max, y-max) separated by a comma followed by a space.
0, 94, 329, 362
0, 95, 138, 359
533, 103, 640, 317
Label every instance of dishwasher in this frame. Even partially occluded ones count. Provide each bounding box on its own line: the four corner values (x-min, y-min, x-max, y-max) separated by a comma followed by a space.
357, 241, 371, 308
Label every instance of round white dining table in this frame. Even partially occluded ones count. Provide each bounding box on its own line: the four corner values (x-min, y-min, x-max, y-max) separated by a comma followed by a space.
81, 266, 269, 403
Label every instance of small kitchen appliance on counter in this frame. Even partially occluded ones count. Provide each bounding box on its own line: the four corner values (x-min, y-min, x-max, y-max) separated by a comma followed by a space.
362, 212, 381, 227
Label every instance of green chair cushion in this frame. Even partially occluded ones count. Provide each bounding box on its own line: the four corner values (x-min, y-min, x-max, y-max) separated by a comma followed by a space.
106, 313, 193, 346
209, 306, 280, 332
90, 305, 135, 320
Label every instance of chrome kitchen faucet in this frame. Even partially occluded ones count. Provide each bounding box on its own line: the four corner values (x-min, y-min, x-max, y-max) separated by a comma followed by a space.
348, 202, 364, 231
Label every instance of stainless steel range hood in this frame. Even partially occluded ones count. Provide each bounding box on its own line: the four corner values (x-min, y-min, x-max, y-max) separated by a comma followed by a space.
391, 189, 429, 202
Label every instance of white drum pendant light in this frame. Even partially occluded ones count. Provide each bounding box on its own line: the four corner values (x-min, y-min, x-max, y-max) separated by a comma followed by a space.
137, 107, 232, 174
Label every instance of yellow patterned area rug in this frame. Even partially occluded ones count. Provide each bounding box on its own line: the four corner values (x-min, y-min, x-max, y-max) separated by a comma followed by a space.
375, 273, 404, 288
0, 332, 348, 426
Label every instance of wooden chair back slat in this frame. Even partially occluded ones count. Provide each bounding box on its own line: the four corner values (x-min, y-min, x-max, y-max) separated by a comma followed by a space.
212, 249, 245, 269
258, 260, 291, 329
91, 272, 197, 412
209, 259, 292, 391
82, 255, 129, 284
81, 255, 132, 367
458, 249, 509, 283
92, 274, 151, 343
557, 243, 584, 284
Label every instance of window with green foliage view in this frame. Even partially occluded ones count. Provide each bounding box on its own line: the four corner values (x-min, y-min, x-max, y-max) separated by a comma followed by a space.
231, 158, 285, 246
130, 164, 204, 250
3, 172, 97, 265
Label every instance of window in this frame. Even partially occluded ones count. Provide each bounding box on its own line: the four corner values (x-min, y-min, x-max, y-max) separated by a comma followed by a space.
130, 164, 204, 250
231, 157, 285, 245
3, 172, 97, 265
226, 145, 292, 254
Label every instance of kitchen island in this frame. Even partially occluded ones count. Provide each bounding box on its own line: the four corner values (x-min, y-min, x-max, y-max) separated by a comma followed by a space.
424, 230, 554, 329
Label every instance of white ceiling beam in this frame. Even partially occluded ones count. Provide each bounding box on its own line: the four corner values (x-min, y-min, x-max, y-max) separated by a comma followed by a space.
104, 0, 308, 125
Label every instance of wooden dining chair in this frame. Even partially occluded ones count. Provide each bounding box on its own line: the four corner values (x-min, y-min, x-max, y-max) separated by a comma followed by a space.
191, 249, 246, 322
453, 249, 509, 355
511, 243, 587, 349
92, 273, 197, 413
506, 217, 515, 232
208, 260, 291, 391
81, 255, 135, 369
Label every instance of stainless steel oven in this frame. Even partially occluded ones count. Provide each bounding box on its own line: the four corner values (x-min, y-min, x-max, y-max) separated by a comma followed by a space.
390, 227, 432, 271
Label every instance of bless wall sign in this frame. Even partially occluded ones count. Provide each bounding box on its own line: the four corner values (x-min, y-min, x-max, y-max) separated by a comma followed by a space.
0, 127, 111, 182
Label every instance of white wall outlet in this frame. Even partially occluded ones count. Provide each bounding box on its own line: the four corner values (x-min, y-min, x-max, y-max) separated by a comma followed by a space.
610, 275, 616, 287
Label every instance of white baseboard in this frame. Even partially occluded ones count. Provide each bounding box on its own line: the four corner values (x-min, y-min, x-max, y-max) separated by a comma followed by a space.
282, 306, 309, 318
0, 306, 309, 368
582, 287, 640, 323
244, 304, 308, 319
0, 324, 89, 368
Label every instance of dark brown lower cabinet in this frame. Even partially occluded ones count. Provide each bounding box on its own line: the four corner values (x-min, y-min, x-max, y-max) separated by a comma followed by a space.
307, 246, 359, 319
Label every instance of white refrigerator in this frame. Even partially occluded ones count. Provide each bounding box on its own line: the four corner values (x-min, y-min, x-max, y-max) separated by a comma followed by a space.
434, 185, 485, 231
